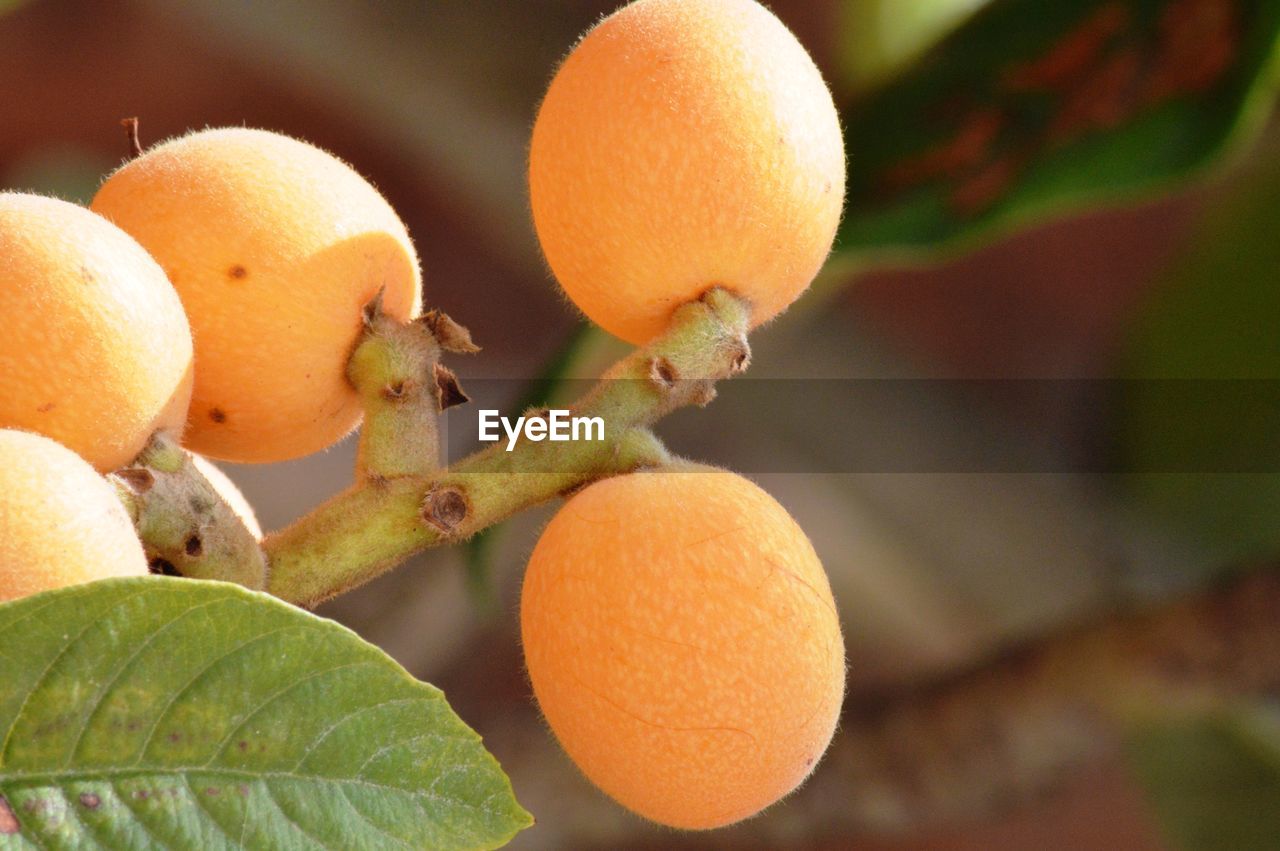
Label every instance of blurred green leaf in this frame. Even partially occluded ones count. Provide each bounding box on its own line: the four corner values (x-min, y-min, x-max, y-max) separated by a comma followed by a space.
838, 0, 993, 94
837, 0, 1280, 263
463, 527, 502, 616
1120, 147, 1280, 568
1, 147, 113, 206
0, 577, 531, 850
1126, 708, 1280, 851
504, 322, 598, 415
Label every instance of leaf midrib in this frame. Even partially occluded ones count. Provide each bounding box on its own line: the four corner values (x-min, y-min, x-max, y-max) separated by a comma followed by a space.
0, 764, 502, 814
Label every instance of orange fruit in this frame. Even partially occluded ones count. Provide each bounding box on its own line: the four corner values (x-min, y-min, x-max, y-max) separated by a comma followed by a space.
529, 0, 846, 344
521, 468, 845, 828
0, 193, 193, 473
0, 429, 149, 602
92, 128, 421, 463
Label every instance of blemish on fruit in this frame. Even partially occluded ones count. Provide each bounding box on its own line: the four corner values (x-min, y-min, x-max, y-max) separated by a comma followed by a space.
168, 731, 183, 743
237, 740, 249, 751
37, 402, 55, 413
133, 790, 149, 801
0, 796, 17, 834
78, 792, 101, 809
204, 787, 220, 796
209, 408, 227, 424
228, 264, 248, 280
184, 535, 203, 557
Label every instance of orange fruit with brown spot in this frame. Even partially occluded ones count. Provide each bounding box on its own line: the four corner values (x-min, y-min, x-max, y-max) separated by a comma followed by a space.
91, 128, 421, 463
521, 468, 845, 829
0, 193, 193, 473
0, 429, 149, 602
529, 0, 845, 344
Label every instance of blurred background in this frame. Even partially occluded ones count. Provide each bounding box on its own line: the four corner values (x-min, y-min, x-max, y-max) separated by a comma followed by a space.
3, 0, 1278, 847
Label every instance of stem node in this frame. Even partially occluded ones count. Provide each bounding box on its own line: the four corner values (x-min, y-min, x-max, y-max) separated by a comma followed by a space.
422, 486, 470, 535
263, 288, 753, 605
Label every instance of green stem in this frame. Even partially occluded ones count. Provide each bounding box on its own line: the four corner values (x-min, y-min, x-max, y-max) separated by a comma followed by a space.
348, 298, 478, 480
264, 289, 750, 608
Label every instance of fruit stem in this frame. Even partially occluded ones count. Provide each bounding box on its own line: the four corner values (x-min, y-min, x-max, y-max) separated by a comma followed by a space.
120, 117, 143, 159
348, 294, 477, 480
262, 288, 751, 608
112, 434, 268, 590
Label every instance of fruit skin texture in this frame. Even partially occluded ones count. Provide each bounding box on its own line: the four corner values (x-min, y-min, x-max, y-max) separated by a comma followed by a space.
521, 468, 845, 829
529, 0, 846, 345
91, 128, 421, 464
191, 455, 263, 539
0, 429, 149, 602
0, 193, 194, 473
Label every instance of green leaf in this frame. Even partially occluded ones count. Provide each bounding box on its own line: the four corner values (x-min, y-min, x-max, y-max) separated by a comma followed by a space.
1126, 709, 1280, 851
1119, 147, 1280, 570
0, 577, 531, 849
837, 0, 1280, 263
838, 0, 993, 94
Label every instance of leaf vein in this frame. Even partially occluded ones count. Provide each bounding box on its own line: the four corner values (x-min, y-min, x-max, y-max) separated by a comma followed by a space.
134, 624, 312, 766
205, 660, 379, 767
335, 781, 416, 850
293, 697, 446, 773
66, 596, 234, 767
0, 589, 148, 767
261, 777, 331, 850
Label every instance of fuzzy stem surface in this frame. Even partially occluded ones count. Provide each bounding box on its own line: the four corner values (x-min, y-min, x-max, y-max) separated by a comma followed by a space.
263, 289, 751, 607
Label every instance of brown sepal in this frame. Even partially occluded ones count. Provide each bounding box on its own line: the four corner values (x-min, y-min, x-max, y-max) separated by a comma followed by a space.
422, 310, 481, 354
433, 364, 470, 411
